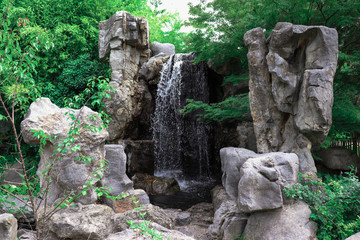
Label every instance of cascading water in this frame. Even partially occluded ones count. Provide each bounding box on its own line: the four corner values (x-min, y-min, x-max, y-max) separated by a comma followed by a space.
152, 53, 214, 193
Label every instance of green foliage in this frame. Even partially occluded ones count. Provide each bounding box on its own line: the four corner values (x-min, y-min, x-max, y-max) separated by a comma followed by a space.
127, 195, 170, 240
285, 170, 360, 240
0, 1, 51, 114
180, 93, 251, 123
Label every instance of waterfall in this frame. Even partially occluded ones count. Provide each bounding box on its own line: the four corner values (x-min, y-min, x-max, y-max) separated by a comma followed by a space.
152, 53, 211, 189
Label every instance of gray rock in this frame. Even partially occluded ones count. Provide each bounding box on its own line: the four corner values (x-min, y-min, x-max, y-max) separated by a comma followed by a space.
99, 12, 151, 140
239, 151, 299, 212
345, 232, 360, 240
150, 42, 175, 56
238, 152, 299, 212
139, 54, 170, 84
47, 204, 114, 240
134, 189, 150, 205
175, 212, 191, 226
0, 213, 17, 240
21, 98, 108, 205
220, 147, 257, 200
207, 199, 248, 240
106, 222, 196, 240
244, 23, 338, 173
17, 229, 36, 240
314, 147, 360, 171
112, 204, 175, 232
243, 201, 318, 240
220, 148, 299, 212
175, 203, 214, 240
101, 144, 133, 196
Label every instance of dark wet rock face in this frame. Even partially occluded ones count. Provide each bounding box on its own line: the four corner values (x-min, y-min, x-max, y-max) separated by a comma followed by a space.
244, 22, 338, 173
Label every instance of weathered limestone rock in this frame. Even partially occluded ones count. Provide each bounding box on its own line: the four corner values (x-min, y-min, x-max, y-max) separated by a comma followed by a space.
174, 203, 214, 240
220, 148, 257, 200
244, 22, 338, 173
0, 213, 17, 240
139, 53, 170, 85
243, 201, 318, 240
99, 11, 151, 140
150, 42, 175, 56
21, 98, 108, 205
112, 204, 175, 231
101, 144, 133, 196
238, 152, 299, 212
314, 147, 360, 171
207, 187, 248, 240
134, 189, 150, 204
220, 147, 299, 212
17, 229, 36, 240
47, 204, 114, 240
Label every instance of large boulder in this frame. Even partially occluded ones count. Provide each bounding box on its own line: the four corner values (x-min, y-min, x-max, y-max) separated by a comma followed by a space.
238, 152, 299, 212
220, 148, 255, 200
21, 98, 108, 205
244, 23, 338, 173
243, 201, 318, 240
99, 11, 152, 140
46, 204, 114, 240
139, 54, 170, 85
220, 147, 299, 212
150, 42, 175, 56
0, 213, 17, 240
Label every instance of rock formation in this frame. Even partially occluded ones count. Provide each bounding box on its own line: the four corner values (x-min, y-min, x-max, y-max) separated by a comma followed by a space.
101, 144, 134, 197
150, 41, 176, 57
244, 22, 338, 173
99, 11, 152, 140
0, 213, 17, 240
243, 201, 318, 240
21, 98, 108, 205
220, 147, 299, 212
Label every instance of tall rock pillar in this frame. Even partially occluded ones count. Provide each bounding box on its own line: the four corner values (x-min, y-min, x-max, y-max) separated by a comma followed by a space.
99, 11, 151, 140
244, 22, 338, 173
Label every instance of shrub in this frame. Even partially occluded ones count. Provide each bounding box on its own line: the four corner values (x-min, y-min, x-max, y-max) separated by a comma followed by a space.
285, 169, 360, 240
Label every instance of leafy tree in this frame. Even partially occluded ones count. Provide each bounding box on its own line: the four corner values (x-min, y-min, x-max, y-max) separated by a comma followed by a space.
2, 0, 186, 108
